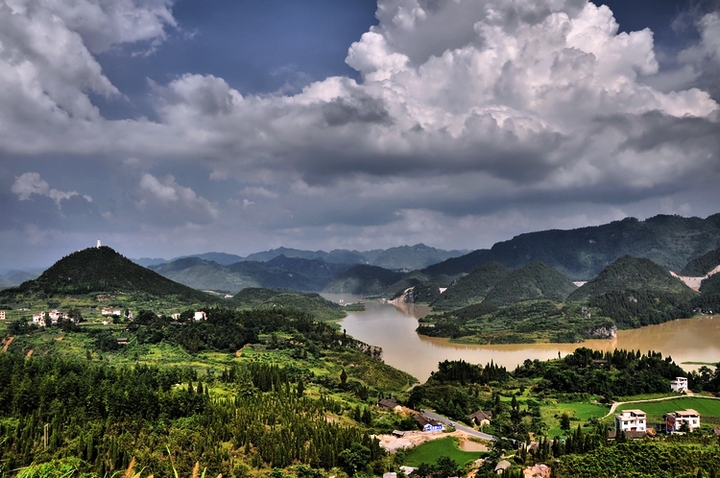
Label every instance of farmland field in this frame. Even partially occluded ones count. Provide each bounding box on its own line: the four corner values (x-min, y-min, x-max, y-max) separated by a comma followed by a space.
401, 437, 486, 467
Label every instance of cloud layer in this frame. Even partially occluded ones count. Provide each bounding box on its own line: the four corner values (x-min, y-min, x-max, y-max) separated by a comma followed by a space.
1, 0, 719, 266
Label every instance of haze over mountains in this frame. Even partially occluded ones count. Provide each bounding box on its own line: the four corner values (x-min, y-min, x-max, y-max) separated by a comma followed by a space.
3, 214, 720, 300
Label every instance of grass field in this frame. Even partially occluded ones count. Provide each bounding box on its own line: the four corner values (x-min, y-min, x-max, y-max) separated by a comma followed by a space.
401, 437, 486, 467
540, 401, 609, 436
616, 397, 720, 420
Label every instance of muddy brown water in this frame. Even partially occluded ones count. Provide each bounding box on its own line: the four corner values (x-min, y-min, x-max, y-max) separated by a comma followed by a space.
329, 295, 720, 383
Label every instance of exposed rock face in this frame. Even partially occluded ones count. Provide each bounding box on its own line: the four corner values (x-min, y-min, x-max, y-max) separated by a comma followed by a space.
391, 287, 417, 304
586, 325, 618, 339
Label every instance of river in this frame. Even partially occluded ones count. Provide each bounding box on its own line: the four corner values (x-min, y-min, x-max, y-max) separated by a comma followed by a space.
330, 295, 720, 383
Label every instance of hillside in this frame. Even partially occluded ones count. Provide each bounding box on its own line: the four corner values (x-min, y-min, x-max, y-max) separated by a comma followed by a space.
482, 261, 577, 306
680, 246, 720, 276
322, 265, 406, 295
0, 246, 213, 303
568, 256, 696, 302
232, 288, 347, 321
431, 262, 511, 310
423, 213, 720, 280
151, 255, 352, 293
150, 257, 259, 292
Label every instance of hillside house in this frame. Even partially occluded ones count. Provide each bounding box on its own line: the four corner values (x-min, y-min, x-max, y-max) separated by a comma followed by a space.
194, 311, 207, 321
101, 308, 122, 316
670, 377, 688, 393
0, 311, 5, 320
614, 409, 647, 433
414, 414, 443, 433
665, 409, 701, 433
32, 312, 46, 327
470, 410, 493, 427
378, 398, 402, 412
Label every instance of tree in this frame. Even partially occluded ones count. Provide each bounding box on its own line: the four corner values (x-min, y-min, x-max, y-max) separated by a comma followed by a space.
560, 413, 571, 432
340, 368, 348, 385
339, 442, 371, 476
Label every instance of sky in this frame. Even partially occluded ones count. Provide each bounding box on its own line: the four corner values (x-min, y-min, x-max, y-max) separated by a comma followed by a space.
1, 0, 720, 270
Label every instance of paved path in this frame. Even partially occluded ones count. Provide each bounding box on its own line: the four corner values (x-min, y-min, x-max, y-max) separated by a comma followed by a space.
603, 393, 720, 419
421, 409, 496, 441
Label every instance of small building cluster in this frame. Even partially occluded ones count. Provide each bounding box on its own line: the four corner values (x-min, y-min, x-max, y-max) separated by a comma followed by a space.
32, 310, 70, 327
613, 407, 703, 437
101, 307, 123, 316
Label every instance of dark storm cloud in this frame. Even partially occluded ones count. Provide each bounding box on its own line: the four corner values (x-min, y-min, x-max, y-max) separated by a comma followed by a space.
1, 0, 720, 268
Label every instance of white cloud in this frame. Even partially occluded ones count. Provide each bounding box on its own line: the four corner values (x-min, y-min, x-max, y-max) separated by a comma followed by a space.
11, 171, 89, 206
136, 172, 218, 225
1, 0, 720, 262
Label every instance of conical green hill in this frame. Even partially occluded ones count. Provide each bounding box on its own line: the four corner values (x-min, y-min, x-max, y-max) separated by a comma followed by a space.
568, 255, 695, 302
483, 261, 577, 306
432, 262, 511, 309
0, 246, 211, 301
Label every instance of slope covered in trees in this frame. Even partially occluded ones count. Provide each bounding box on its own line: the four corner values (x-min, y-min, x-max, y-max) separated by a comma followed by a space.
322, 265, 406, 295
431, 262, 511, 310
568, 256, 696, 302
680, 246, 720, 276
482, 262, 577, 306
422, 214, 720, 280
0, 246, 213, 304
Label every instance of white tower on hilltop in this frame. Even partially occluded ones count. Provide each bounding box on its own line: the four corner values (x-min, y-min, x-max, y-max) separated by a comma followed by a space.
97, 239, 101, 248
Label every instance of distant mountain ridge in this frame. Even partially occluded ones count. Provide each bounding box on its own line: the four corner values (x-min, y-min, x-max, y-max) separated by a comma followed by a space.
423, 214, 720, 281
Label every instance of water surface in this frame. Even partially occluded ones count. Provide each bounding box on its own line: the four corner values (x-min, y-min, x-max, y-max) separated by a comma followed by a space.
331, 295, 720, 383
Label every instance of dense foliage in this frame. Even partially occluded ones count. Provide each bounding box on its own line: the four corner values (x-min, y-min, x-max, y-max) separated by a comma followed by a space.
521, 348, 689, 398
481, 262, 577, 306
422, 214, 720, 280
0, 353, 385, 476
568, 255, 696, 302
0, 247, 213, 304
430, 262, 510, 310
681, 247, 720, 276
552, 440, 720, 478
418, 300, 614, 344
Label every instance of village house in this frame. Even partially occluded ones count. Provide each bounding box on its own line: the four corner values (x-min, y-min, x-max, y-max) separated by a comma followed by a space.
0, 311, 5, 320
614, 409, 647, 433
494, 460, 512, 474
378, 398, 403, 412
469, 409, 493, 427
32, 312, 46, 327
194, 311, 207, 321
101, 307, 123, 316
670, 377, 689, 393
665, 409, 701, 433
414, 414, 443, 433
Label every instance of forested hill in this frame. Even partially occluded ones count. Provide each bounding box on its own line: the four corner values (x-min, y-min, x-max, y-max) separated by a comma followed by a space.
483, 261, 577, 306
0, 246, 213, 302
680, 246, 720, 276
568, 256, 696, 302
422, 213, 720, 280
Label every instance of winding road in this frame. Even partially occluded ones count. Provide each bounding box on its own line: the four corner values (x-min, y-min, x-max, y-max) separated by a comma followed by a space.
421, 409, 496, 441
602, 393, 720, 419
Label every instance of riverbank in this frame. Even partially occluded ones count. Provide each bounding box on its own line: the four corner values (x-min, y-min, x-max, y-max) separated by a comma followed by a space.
339, 300, 720, 382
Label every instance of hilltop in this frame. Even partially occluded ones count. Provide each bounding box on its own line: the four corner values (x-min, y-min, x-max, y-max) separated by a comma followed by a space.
482, 261, 576, 306
430, 262, 511, 310
568, 256, 696, 302
0, 246, 214, 304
